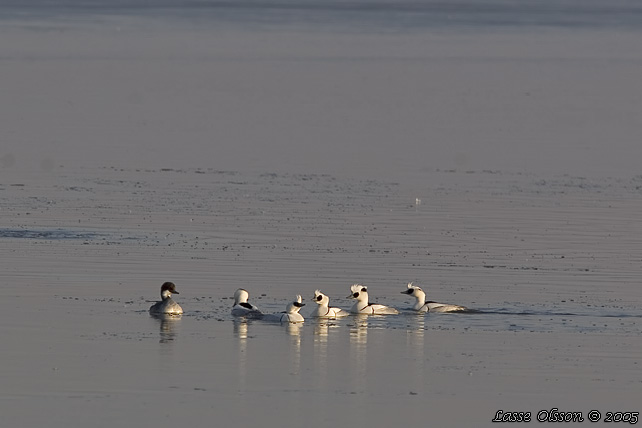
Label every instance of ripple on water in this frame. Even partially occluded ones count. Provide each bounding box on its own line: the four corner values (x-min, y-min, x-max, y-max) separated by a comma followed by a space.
0, 228, 105, 240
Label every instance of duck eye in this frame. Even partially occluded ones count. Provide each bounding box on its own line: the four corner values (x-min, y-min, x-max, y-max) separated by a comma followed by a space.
316, 295, 323, 301
361, 287, 367, 292
353, 292, 359, 298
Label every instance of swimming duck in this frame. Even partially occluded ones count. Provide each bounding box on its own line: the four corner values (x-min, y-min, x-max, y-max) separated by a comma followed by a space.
279, 294, 306, 323
149, 281, 183, 315
348, 284, 398, 315
310, 289, 349, 318
401, 282, 468, 312
231, 288, 263, 318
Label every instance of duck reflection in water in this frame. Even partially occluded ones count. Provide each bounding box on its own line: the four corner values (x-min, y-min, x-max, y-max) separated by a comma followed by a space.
150, 312, 181, 344
349, 315, 369, 393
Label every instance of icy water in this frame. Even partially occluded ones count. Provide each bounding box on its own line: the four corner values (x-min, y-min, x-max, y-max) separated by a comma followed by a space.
2, 1, 642, 427
2, 167, 641, 427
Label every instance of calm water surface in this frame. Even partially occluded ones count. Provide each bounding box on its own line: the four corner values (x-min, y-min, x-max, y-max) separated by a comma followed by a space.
1, 1, 642, 426
1, 168, 641, 427
3, 0, 642, 30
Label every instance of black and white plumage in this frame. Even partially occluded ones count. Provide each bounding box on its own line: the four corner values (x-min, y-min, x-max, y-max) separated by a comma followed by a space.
310, 290, 349, 318
279, 294, 306, 323
231, 288, 263, 318
262, 294, 306, 323
347, 284, 399, 315
401, 283, 468, 313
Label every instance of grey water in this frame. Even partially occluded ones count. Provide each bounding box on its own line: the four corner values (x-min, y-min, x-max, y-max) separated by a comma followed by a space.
2, 168, 641, 427
2, 1, 642, 427
4, 0, 642, 30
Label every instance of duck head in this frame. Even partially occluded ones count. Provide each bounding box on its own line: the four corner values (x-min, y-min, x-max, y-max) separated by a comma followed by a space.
160, 281, 179, 300
313, 289, 330, 306
348, 284, 368, 301
286, 294, 305, 314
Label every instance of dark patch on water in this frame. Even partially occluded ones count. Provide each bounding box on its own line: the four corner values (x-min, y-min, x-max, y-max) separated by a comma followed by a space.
0, 228, 104, 240
2, 0, 642, 31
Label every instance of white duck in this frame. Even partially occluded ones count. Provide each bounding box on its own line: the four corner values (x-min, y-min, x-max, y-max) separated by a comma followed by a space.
310, 289, 349, 318
231, 288, 263, 318
278, 294, 306, 323
348, 284, 399, 315
401, 283, 468, 313
149, 281, 183, 315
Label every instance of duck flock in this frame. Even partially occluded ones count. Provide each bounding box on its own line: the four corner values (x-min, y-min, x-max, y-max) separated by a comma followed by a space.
149, 281, 469, 322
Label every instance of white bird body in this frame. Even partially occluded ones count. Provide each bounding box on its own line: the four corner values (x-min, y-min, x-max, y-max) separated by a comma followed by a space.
279, 311, 305, 323
401, 283, 468, 313
348, 284, 399, 315
310, 290, 349, 318
149, 282, 183, 315
263, 295, 305, 323
231, 288, 263, 318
